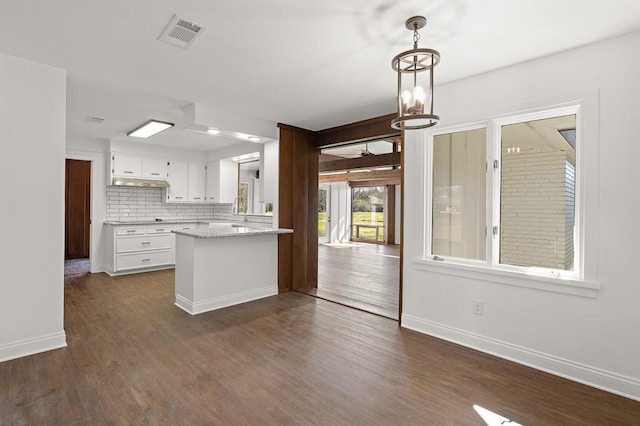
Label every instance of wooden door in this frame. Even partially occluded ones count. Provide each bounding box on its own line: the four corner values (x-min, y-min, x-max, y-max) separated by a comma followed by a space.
65, 159, 91, 259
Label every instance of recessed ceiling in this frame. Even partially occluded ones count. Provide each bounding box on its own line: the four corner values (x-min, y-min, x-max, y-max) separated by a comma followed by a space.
1, 0, 640, 152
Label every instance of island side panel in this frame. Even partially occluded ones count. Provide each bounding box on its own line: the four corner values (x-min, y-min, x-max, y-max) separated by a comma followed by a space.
184, 234, 279, 315
174, 234, 196, 313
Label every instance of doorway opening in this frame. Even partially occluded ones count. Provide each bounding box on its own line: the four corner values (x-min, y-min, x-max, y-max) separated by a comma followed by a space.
65, 159, 91, 279
306, 138, 401, 319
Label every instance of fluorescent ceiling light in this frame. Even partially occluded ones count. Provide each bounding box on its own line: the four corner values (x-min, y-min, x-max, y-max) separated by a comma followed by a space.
236, 132, 260, 142
231, 152, 260, 162
127, 120, 174, 138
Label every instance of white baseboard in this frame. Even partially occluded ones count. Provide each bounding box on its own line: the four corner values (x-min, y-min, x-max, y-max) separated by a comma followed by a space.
104, 265, 174, 277
175, 286, 278, 315
402, 314, 640, 402
0, 331, 67, 363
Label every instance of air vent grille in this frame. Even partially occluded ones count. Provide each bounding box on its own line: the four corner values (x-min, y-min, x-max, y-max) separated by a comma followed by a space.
159, 14, 206, 49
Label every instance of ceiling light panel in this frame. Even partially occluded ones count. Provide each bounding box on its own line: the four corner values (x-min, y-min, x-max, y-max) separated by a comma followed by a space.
127, 120, 174, 138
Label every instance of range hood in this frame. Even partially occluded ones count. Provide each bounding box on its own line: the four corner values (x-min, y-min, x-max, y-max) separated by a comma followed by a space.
111, 177, 170, 188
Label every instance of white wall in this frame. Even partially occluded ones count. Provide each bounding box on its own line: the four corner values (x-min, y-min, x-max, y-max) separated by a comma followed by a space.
402, 30, 640, 400
110, 139, 211, 163
0, 53, 67, 361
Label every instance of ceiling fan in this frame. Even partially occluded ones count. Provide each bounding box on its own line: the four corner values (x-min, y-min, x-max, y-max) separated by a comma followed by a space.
360, 143, 373, 157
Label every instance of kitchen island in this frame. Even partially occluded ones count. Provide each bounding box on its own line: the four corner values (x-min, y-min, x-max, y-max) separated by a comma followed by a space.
172, 225, 292, 315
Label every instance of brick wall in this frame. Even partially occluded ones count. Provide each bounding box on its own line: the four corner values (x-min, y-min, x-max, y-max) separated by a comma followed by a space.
106, 186, 214, 221
500, 149, 575, 270
106, 186, 273, 227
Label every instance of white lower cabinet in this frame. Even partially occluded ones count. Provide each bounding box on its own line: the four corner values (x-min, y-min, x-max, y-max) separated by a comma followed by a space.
116, 250, 174, 271
116, 234, 173, 254
106, 223, 197, 275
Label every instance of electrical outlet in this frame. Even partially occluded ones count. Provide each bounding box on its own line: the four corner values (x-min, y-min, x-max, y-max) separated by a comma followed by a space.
473, 299, 484, 316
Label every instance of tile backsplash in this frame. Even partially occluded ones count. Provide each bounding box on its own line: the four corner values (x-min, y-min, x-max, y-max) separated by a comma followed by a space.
106, 186, 214, 221
106, 186, 274, 227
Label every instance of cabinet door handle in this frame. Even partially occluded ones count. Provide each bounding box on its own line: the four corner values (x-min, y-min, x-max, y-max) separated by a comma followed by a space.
141, 242, 151, 245
141, 258, 151, 262
124, 171, 134, 174
126, 230, 137, 233
175, 197, 183, 199
156, 229, 166, 232
151, 173, 160, 176
193, 197, 201, 200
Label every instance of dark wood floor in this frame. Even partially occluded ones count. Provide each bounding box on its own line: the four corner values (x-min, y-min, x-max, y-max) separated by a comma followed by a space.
1, 270, 639, 425
304, 243, 399, 319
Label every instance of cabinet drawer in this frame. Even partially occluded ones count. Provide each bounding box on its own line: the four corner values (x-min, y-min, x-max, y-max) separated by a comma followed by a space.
147, 226, 172, 234
116, 227, 146, 236
116, 234, 173, 253
116, 250, 173, 271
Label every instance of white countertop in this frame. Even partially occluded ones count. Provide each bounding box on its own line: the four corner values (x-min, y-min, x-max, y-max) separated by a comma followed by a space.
173, 226, 292, 239
104, 219, 209, 226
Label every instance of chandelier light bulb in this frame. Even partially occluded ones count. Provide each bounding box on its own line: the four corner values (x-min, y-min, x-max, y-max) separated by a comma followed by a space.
401, 90, 412, 113
412, 86, 426, 113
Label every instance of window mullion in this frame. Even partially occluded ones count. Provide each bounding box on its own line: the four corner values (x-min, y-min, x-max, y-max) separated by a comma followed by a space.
487, 121, 501, 267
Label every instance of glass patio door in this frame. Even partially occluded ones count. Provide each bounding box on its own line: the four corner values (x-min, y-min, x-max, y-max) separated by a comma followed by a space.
318, 184, 330, 244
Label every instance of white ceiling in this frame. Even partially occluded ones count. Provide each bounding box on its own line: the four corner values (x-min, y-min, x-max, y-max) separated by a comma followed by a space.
2, 0, 640, 152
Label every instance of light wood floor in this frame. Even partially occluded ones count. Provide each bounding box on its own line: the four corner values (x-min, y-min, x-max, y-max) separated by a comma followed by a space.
303, 242, 399, 319
1, 270, 639, 424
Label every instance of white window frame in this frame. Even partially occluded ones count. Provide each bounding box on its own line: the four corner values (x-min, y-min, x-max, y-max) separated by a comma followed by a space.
426, 121, 489, 265
415, 103, 600, 298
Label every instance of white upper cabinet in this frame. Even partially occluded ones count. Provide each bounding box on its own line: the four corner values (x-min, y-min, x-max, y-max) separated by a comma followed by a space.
112, 153, 142, 177
219, 159, 239, 203
112, 153, 168, 180
205, 161, 220, 202
142, 157, 168, 179
188, 163, 206, 202
167, 160, 189, 202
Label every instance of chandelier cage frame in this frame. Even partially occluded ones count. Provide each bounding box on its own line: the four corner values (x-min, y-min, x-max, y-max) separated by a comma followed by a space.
391, 16, 440, 131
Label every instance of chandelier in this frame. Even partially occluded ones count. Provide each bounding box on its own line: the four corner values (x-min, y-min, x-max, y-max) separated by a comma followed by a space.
391, 16, 440, 130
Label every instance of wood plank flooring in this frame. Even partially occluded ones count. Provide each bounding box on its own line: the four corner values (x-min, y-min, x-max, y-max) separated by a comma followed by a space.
305, 242, 399, 319
1, 270, 639, 424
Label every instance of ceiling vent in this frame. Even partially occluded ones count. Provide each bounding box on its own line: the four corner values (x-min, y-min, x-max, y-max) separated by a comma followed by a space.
158, 14, 206, 49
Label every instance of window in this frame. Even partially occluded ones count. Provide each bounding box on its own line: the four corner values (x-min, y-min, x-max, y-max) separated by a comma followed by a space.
432, 128, 486, 261
428, 107, 580, 278
499, 114, 576, 271
351, 186, 385, 242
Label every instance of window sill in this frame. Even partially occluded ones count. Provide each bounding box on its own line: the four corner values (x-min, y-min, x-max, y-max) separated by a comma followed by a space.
411, 257, 600, 298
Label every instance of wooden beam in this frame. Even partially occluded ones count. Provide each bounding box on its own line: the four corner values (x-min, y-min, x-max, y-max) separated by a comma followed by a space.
318, 152, 401, 173
315, 113, 399, 148
319, 153, 345, 162
349, 179, 400, 187
319, 169, 401, 184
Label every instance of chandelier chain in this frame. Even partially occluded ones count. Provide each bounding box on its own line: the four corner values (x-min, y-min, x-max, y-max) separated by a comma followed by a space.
413, 26, 420, 49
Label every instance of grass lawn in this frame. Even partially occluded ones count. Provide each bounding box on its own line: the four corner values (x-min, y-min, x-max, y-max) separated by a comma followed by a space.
318, 212, 327, 236
352, 212, 384, 241
318, 211, 384, 241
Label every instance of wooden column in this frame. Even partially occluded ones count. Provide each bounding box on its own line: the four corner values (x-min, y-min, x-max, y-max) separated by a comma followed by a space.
384, 184, 396, 245
277, 124, 319, 292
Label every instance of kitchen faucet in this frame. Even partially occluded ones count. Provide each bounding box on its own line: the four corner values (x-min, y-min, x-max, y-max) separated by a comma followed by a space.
232, 196, 249, 221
